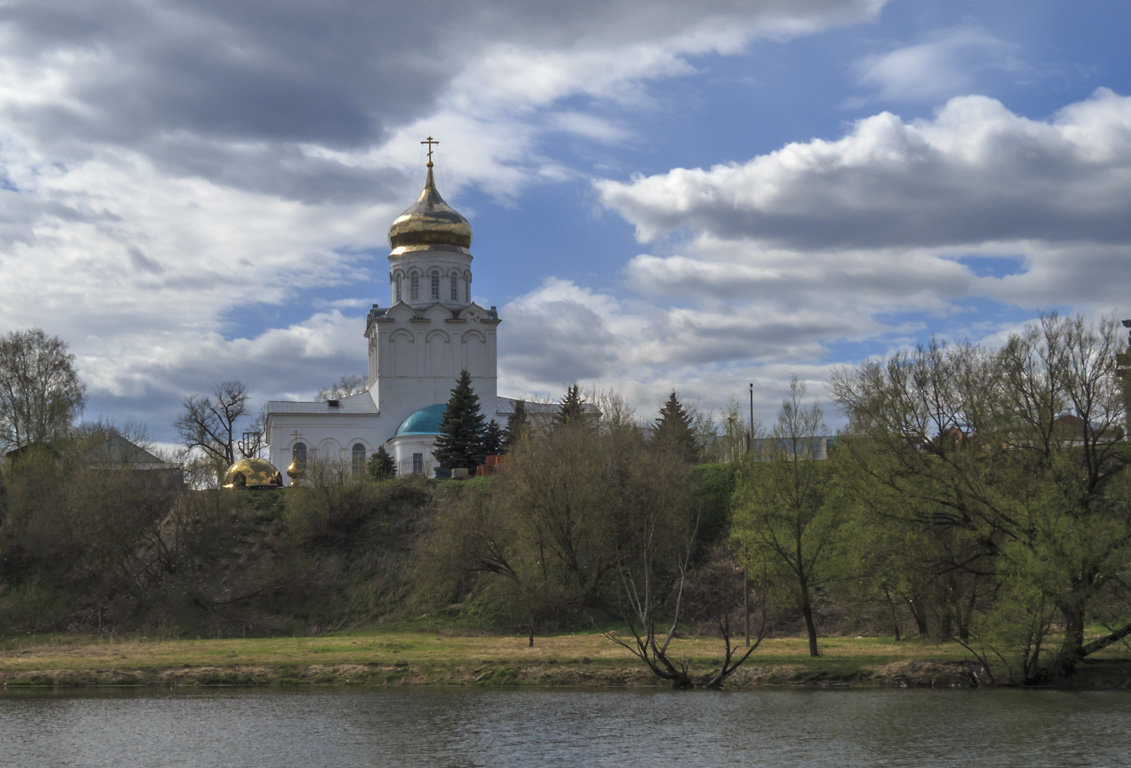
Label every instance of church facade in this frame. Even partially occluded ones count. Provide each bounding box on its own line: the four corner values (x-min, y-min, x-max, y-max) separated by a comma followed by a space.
264, 152, 515, 481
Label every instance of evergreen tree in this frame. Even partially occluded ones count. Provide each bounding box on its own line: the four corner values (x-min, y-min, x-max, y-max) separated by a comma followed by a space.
654, 391, 699, 464
366, 445, 396, 480
504, 400, 528, 450
432, 369, 487, 471
483, 420, 504, 457
555, 383, 584, 427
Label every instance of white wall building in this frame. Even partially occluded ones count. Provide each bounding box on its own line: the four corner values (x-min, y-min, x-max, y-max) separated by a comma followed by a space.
264, 153, 512, 482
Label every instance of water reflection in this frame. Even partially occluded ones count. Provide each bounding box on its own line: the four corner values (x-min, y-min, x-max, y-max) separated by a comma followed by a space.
2, 687, 1130, 768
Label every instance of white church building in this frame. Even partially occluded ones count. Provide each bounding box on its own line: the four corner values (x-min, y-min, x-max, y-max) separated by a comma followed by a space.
264, 148, 518, 482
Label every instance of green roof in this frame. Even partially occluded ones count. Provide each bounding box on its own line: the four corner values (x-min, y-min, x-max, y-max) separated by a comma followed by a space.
395, 403, 446, 436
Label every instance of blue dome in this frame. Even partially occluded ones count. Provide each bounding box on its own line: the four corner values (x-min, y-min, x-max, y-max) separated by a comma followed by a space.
395, 403, 446, 436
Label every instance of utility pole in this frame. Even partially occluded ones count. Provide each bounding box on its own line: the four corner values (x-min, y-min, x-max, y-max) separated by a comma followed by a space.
744, 381, 753, 647
1119, 320, 1131, 435
748, 382, 754, 452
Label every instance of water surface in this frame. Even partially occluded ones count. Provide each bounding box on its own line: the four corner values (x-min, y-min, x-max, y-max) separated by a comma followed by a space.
2, 687, 1129, 767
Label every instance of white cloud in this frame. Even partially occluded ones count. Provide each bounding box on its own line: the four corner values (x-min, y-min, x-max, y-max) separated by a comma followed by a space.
596, 90, 1131, 304
0, 0, 893, 440
491, 90, 1131, 422
855, 26, 1023, 103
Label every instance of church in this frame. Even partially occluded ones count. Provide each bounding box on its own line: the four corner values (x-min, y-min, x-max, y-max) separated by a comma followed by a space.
264, 143, 520, 482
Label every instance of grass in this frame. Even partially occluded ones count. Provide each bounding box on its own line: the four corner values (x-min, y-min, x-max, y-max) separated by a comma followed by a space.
0, 630, 959, 675
0, 629, 1125, 688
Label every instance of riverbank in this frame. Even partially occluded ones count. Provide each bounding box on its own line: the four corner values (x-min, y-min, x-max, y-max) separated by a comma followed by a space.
1, 631, 1128, 689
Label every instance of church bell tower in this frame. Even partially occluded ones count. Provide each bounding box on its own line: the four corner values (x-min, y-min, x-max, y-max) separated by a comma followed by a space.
363, 138, 500, 430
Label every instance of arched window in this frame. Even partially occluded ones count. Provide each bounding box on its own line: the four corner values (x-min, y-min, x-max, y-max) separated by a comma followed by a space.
464, 276, 470, 303
450, 273, 458, 301
352, 443, 366, 475
430, 271, 440, 300
394, 274, 402, 303
293, 442, 307, 465
410, 273, 419, 301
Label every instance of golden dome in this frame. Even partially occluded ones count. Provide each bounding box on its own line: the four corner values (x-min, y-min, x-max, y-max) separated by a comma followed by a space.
286, 459, 306, 483
222, 457, 283, 489
388, 162, 472, 254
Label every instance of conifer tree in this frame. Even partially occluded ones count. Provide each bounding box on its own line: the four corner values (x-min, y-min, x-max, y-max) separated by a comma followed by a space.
654, 390, 699, 464
433, 369, 487, 471
504, 400, 528, 450
555, 383, 584, 426
366, 445, 396, 480
483, 420, 504, 457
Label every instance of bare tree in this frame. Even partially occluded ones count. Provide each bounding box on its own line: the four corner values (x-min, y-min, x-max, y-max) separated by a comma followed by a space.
0, 328, 85, 452
606, 503, 766, 689
174, 381, 252, 479
317, 374, 367, 401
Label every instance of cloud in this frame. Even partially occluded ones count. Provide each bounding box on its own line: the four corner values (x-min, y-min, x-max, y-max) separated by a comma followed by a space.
521, 89, 1131, 420
855, 26, 1023, 103
497, 275, 882, 423
0, 0, 887, 200
596, 88, 1131, 257
0, 0, 893, 442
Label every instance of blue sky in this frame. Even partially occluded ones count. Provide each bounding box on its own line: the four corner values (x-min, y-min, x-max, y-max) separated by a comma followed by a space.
0, 0, 1128, 447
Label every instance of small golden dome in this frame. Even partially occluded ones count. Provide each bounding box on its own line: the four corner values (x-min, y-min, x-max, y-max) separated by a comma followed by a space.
388, 163, 472, 254
286, 459, 306, 483
222, 457, 283, 489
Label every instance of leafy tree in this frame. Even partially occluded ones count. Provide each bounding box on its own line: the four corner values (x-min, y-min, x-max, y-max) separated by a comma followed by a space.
432, 369, 487, 471
731, 378, 841, 657
653, 391, 699, 464
831, 314, 1130, 681
555, 383, 584, 427
366, 445, 396, 480
837, 459, 991, 641
0, 328, 85, 453
424, 404, 764, 684
0, 426, 180, 631
317, 374, 367, 401
425, 414, 680, 627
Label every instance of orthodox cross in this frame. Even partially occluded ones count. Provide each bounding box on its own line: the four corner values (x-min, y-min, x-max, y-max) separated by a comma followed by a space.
421, 136, 439, 165
237, 430, 261, 459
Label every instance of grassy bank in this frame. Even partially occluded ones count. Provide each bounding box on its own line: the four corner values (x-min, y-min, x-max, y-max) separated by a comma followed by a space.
3, 630, 1129, 689
0, 630, 999, 688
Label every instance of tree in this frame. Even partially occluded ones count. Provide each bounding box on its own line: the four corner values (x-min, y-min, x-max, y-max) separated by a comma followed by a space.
731, 378, 840, 657
555, 383, 584, 427
421, 398, 767, 683
831, 314, 1130, 681
0, 329, 85, 453
504, 400, 528, 450
432, 369, 487, 471
317, 374, 367, 401
482, 420, 504, 457
174, 381, 253, 481
366, 445, 396, 480
653, 391, 699, 464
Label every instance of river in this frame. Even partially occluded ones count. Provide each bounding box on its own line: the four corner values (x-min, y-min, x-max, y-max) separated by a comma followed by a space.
2, 687, 1130, 767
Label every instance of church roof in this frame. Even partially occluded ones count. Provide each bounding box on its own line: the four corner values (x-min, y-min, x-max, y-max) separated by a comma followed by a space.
266, 390, 377, 414
395, 403, 446, 436
388, 160, 472, 254
82, 433, 168, 467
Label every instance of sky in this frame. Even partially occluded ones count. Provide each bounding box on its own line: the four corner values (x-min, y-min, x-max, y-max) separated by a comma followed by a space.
0, 0, 1129, 447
